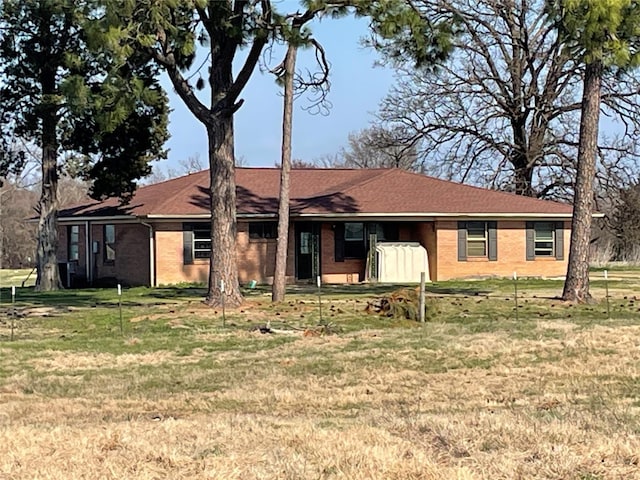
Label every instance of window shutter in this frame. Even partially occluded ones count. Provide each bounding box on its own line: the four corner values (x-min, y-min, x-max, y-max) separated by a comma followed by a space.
334, 223, 345, 262
183, 224, 194, 265
457, 222, 467, 261
555, 221, 564, 260
526, 222, 535, 261
488, 221, 498, 261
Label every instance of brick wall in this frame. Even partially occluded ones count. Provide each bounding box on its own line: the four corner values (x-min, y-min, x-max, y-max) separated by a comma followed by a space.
59, 218, 570, 286
58, 222, 149, 286
435, 220, 570, 280
154, 221, 295, 286
416, 222, 437, 281
320, 223, 364, 283
236, 222, 295, 284
155, 222, 207, 285
56, 224, 87, 285
91, 223, 150, 286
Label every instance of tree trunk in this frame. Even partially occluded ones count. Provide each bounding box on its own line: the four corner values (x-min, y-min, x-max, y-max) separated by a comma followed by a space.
35, 102, 62, 291
205, 117, 243, 307
562, 60, 602, 303
512, 157, 535, 197
0, 187, 4, 272
272, 44, 298, 302
511, 115, 536, 197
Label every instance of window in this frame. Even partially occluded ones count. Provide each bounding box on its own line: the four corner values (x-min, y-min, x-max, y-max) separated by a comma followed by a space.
68, 225, 79, 261
534, 222, 555, 257
193, 228, 211, 259
249, 222, 278, 240
183, 223, 211, 264
104, 224, 116, 264
344, 222, 366, 258
466, 221, 487, 257
458, 221, 497, 261
370, 223, 399, 242
526, 221, 564, 260
335, 222, 399, 261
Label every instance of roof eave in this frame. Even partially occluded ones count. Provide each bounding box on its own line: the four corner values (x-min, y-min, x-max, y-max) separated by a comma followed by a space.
57, 210, 597, 223
56, 215, 139, 224
292, 212, 578, 220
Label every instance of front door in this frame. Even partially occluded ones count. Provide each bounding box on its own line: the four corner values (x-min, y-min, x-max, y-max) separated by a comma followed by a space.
295, 222, 320, 281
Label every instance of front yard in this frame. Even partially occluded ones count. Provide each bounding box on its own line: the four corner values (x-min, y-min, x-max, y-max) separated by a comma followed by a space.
1, 274, 639, 479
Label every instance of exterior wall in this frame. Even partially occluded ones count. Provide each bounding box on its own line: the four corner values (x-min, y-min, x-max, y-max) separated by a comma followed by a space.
57, 218, 571, 287
57, 223, 88, 285
398, 224, 417, 242
91, 223, 150, 286
236, 222, 295, 284
416, 222, 437, 281
435, 220, 570, 280
155, 222, 207, 285
154, 221, 295, 286
319, 223, 363, 283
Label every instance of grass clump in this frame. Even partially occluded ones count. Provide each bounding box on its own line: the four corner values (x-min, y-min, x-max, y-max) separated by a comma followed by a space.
365, 287, 439, 321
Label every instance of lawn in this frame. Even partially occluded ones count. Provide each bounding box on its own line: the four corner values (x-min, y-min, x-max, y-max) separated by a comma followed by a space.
0, 273, 639, 479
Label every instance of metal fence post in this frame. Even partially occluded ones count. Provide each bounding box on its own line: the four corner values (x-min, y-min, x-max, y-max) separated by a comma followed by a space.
513, 272, 519, 321
419, 272, 426, 323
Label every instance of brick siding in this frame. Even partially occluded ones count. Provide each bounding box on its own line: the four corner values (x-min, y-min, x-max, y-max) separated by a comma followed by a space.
435, 220, 570, 280
58, 218, 570, 286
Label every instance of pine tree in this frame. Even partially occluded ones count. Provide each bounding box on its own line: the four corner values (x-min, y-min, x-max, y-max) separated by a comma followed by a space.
0, 1, 168, 291
546, 0, 640, 302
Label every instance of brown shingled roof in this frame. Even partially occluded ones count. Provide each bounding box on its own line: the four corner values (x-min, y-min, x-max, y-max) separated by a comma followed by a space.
58, 168, 573, 218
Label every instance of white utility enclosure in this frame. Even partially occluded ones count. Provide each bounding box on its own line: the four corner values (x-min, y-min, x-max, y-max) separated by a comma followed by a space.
375, 242, 430, 283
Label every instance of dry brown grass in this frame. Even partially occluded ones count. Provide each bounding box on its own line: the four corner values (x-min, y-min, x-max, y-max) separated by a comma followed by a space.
1, 284, 640, 479
1, 328, 639, 479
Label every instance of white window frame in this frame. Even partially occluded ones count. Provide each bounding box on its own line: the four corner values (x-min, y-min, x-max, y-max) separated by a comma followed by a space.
466, 221, 487, 257
193, 228, 211, 259
534, 222, 555, 257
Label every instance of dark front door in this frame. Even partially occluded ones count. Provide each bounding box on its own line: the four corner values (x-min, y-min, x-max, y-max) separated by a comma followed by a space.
295, 222, 320, 281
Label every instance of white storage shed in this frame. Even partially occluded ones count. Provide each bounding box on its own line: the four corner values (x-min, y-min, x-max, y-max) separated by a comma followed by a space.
375, 242, 430, 283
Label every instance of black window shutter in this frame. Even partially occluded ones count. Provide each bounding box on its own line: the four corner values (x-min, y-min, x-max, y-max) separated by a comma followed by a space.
526, 222, 535, 261
555, 221, 564, 260
488, 221, 498, 261
334, 223, 345, 262
457, 222, 467, 261
183, 223, 194, 265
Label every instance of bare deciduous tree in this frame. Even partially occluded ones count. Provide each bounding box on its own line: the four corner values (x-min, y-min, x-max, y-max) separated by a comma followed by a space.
338, 126, 421, 171
0, 181, 37, 269
376, 0, 640, 201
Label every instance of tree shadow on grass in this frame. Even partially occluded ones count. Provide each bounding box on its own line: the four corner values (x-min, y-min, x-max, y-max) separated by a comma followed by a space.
0, 285, 208, 308
0, 282, 496, 309
278, 283, 493, 297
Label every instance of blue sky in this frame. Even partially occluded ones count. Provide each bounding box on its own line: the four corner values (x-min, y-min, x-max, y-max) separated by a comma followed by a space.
158, 9, 396, 172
